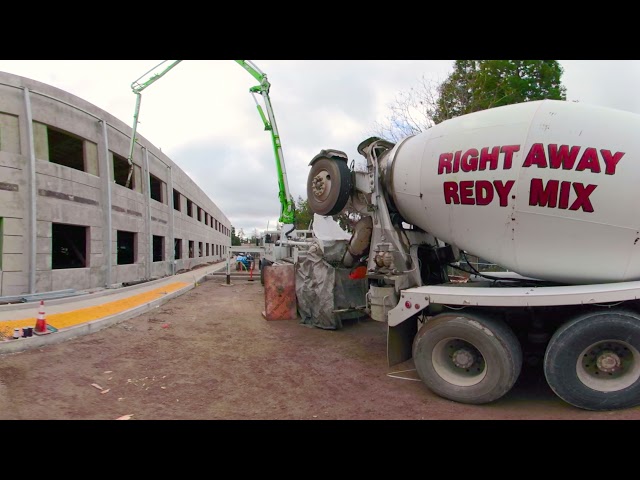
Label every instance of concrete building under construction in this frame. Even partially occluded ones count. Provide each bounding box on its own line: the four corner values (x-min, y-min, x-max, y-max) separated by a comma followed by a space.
0, 71, 231, 297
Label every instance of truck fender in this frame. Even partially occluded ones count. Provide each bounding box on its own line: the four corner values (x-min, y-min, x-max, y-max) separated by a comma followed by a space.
308, 149, 349, 166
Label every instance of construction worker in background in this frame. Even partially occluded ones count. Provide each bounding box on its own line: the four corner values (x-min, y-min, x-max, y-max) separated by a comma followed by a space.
236, 253, 245, 271
236, 253, 252, 271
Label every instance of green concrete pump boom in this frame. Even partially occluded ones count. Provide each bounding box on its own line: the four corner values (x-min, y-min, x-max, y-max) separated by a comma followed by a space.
125, 60, 183, 188
234, 60, 295, 227
125, 60, 296, 230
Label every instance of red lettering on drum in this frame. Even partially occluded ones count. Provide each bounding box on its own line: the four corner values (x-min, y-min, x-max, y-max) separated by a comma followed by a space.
601, 150, 625, 175
548, 144, 580, 170
529, 178, 597, 213
570, 183, 597, 213
442, 180, 512, 206
575, 148, 600, 173
523, 143, 547, 168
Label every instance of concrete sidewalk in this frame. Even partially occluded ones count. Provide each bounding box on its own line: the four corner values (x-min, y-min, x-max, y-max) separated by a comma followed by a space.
0, 261, 231, 355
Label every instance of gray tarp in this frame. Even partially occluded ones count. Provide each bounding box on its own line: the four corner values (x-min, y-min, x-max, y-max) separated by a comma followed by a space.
296, 242, 367, 330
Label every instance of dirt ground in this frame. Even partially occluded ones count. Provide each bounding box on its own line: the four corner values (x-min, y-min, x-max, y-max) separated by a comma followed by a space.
1, 275, 640, 420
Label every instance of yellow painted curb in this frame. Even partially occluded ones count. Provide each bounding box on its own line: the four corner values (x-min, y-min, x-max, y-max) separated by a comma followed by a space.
0, 281, 190, 334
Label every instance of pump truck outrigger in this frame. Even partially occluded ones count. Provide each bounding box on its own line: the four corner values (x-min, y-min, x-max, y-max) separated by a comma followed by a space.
307, 99, 640, 411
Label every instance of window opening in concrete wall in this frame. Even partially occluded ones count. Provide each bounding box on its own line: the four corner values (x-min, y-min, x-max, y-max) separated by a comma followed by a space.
149, 174, 164, 203
0, 217, 3, 270
153, 235, 164, 262
175, 238, 182, 260
112, 152, 135, 189
187, 199, 193, 217
215, 244, 218, 256
48, 127, 85, 172
52, 223, 88, 269
0, 113, 20, 154
206, 243, 209, 256
204, 212, 208, 225
116, 231, 136, 265
197, 206, 202, 222
198, 241, 203, 257
173, 189, 181, 211
189, 240, 194, 258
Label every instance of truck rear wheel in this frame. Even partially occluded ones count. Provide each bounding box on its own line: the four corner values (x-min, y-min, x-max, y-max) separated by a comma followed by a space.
412, 312, 522, 405
543, 311, 640, 411
307, 157, 352, 216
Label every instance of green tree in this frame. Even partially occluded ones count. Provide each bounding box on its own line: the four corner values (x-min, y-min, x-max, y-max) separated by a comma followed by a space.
434, 60, 566, 124
372, 60, 567, 140
231, 226, 241, 246
294, 196, 313, 230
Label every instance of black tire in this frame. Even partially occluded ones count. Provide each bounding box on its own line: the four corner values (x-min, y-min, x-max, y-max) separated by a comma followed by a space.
543, 310, 640, 411
307, 157, 352, 216
412, 312, 522, 405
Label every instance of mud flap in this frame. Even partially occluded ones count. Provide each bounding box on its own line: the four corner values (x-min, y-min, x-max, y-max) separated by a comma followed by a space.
387, 316, 418, 366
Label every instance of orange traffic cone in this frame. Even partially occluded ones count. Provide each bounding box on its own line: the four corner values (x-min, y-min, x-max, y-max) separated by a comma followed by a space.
34, 300, 50, 335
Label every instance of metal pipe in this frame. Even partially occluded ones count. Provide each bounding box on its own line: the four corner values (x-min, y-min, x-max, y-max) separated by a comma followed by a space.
277, 240, 314, 247
22, 87, 36, 294
167, 164, 175, 275
124, 93, 142, 188
142, 147, 152, 280
100, 119, 113, 287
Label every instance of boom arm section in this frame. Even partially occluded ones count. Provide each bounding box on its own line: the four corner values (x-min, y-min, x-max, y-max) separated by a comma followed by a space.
125, 60, 183, 188
124, 60, 296, 231
235, 60, 296, 227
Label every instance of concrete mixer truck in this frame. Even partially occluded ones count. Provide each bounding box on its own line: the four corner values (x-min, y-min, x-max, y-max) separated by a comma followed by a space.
306, 99, 640, 411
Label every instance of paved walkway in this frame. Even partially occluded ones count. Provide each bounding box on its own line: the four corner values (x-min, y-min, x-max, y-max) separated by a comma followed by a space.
0, 261, 233, 354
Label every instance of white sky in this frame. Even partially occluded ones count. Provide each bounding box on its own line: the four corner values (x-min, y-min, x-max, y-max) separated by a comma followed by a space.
1, 60, 639, 237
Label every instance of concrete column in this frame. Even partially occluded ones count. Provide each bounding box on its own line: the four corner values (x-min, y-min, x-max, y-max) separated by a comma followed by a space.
22, 87, 36, 294
99, 120, 112, 287
142, 147, 151, 280
167, 164, 175, 275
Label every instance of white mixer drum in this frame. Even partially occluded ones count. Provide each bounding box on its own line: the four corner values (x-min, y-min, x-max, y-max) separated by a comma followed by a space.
386, 99, 640, 284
